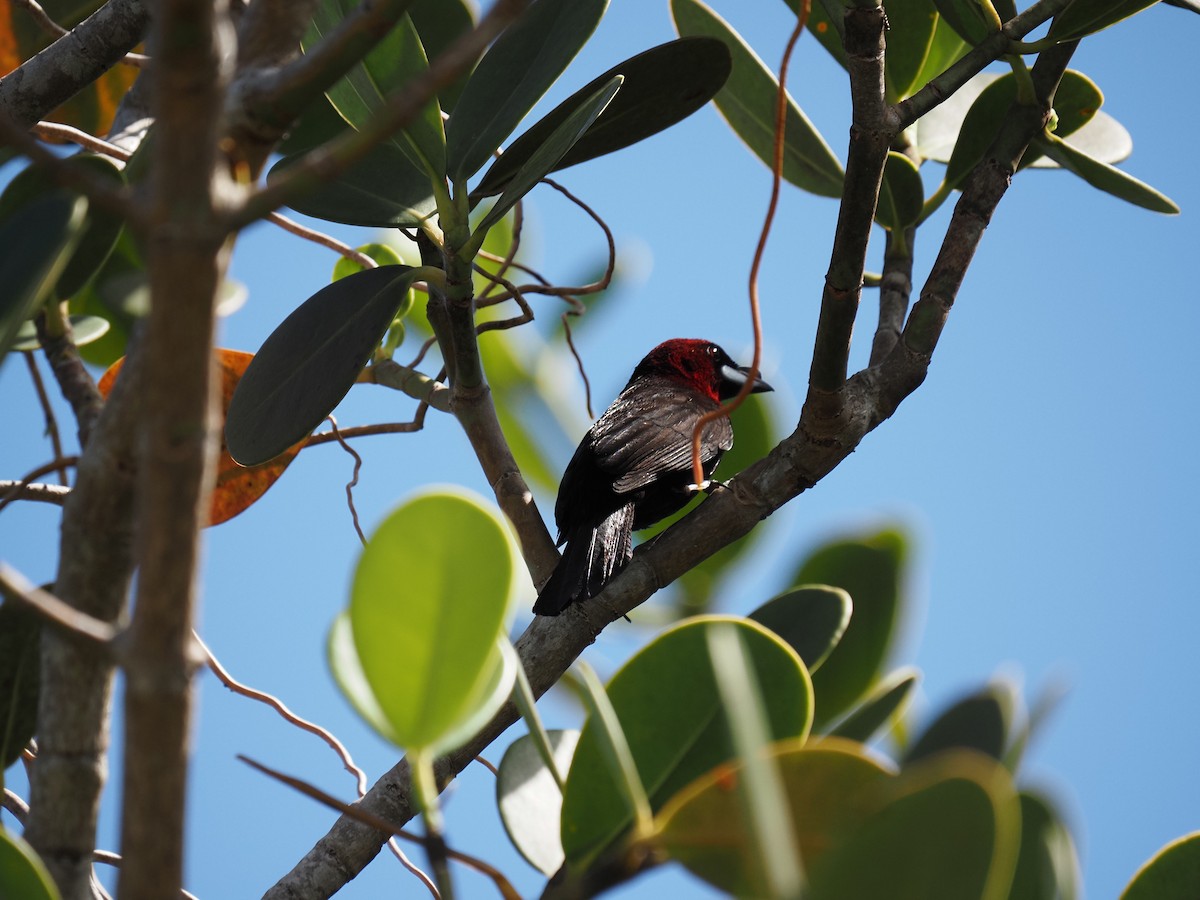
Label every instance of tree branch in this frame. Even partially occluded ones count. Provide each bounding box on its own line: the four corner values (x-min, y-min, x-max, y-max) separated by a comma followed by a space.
0, 0, 150, 129
115, 0, 233, 896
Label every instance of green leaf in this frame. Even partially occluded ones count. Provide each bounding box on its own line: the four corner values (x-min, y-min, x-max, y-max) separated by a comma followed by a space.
445, 0, 609, 183
797, 527, 908, 731
1029, 110, 1130, 167
1048, 0, 1161, 40
0, 192, 88, 362
1019, 70, 1104, 169
796, 0, 849, 70
408, 0, 476, 113
1034, 132, 1179, 214
1010, 791, 1080, 900
655, 738, 896, 897
911, 71, 998, 163
830, 666, 920, 743
473, 37, 732, 198
931, 0, 997, 44
903, 681, 1016, 765
225, 265, 416, 465
277, 92, 349, 157
876, 151, 925, 231
497, 730, 581, 875
909, 14, 969, 92
0, 829, 60, 900
338, 488, 519, 751
807, 754, 1021, 900
1122, 831, 1200, 900
306, 1, 446, 178
330, 243, 404, 283
472, 76, 622, 241
748, 585, 852, 673
560, 616, 813, 866
672, 0, 844, 197
0, 602, 40, 769
271, 143, 437, 228
883, 0, 941, 101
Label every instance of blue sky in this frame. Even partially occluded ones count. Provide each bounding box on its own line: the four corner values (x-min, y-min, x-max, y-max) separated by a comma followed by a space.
2, 1, 1197, 897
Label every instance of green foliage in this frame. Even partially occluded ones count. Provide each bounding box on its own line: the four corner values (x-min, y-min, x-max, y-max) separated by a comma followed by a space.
0, 830, 60, 900
330, 488, 518, 753
903, 681, 1015, 765
830, 667, 920, 742
497, 730, 580, 876
1122, 831, 1200, 900
0, 602, 40, 770
1011, 791, 1080, 900
747, 585, 852, 672
560, 616, 813, 867
225, 265, 417, 465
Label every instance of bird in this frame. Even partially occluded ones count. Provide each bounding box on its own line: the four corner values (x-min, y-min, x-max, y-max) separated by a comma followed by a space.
533, 338, 772, 616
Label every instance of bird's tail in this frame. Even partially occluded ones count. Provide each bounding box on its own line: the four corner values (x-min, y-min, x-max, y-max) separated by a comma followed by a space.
533, 504, 636, 616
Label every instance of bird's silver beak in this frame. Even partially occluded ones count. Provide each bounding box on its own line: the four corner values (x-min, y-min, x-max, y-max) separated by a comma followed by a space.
722, 364, 773, 394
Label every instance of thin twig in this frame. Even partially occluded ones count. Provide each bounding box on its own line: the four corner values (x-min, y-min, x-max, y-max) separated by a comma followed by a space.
2, 788, 30, 823
12, 0, 149, 67
23, 352, 67, 485
326, 416, 366, 545
0, 563, 118, 647
0, 457, 79, 515
689, 3, 806, 487
472, 756, 499, 777
306, 420, 426, 447
0, 481, 72, 507
561, 316, 594, 419
240, 756, 521, 900
473, 265, 534, 333
267, 213, 378, 270
88, 850, 199, 900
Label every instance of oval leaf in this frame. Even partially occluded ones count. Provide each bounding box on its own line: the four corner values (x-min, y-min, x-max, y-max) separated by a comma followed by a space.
1049, 0, 1161, 40
9, 314, 110, 352
225, 265, 415, 465
270, 143, 437, 228
446, 0, 609, 182
1034, 132, 1179, 214
1122, 831, 1200, 900
748, 585, 853, 673
560, 616, 813, 866
796, 527, 908, 731
884, 0, 941, 101
673, 0, 844, 197
931, 0, 996, 44
474, 37, 732, 198
345, 488, 518, 750
498, 730, 582, 875
830, 666, 920, 743
903, 681, 1016, 766
1010, 791, 1081, 900
655, 739, 895, 897
0, 192, 88, 361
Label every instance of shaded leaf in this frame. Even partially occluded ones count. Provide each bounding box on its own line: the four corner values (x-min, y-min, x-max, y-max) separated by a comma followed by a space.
931, 0, 997, 44
797, 527, 908, 730
748, 585, 852, 673
673, 0, 844, 197
475, 76, 622, 238
335, 488, 519, 751
876, 150, 925, 231
1035, 132, 1179, 214
100, 350, 306, 525
474, 37, 732, 198
904, 681, 1016, 765
498, 730, 580, 875
561, 616, 813, 866
1010, 791, 1081, 900
306, 0, 445, 177
911, 71, 998, 163
446, 0, 608, 182
226, 265, 415, 465
271, 138, 437, 229
1028, 110, 1131, 167
830, 666, 920, 743
408, 0, 476, 112
1122, 831, 1200, 900
1048, 0, 1161, 40
883, 0, 941, 101
0, 602, 40, 769
0, 192, 87, 362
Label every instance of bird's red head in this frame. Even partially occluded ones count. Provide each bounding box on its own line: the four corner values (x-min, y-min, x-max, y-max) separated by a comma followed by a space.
630, 339, 772, 401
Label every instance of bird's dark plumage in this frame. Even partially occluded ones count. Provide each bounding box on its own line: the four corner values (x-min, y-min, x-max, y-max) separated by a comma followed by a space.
533, 339, 772, 616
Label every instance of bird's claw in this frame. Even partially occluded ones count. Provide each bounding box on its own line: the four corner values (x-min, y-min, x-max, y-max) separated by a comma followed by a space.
686, 479, 728, 495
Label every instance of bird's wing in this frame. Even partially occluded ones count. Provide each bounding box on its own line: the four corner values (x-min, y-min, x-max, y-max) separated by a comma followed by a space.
589, 381, 732, 494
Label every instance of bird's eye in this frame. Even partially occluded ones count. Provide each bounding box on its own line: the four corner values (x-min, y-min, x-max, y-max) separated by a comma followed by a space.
708, 345, 719, 356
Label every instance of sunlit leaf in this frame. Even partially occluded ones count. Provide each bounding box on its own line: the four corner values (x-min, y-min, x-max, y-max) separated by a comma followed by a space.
883, 0, 941, 101
226, 265, 416, 466
1121, 831, 1200, 900
1034, 132, 1179, 214
931, 0, 997, 44
561, 616, 813, 866
408, 0, 476, 112
673, 0, 844, 197
474, 37, 732, 198
335, 488, 519, 751
0, 828, 60, 900
8, 314, 109, 352
446, 0, 608, 182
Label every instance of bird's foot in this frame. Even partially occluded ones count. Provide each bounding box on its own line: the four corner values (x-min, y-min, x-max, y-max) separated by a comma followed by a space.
686, 479, 728, 495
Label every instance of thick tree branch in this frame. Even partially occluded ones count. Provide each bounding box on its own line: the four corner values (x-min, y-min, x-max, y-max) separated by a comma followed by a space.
0, 0, 150, 129
115, 0, 232, 897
